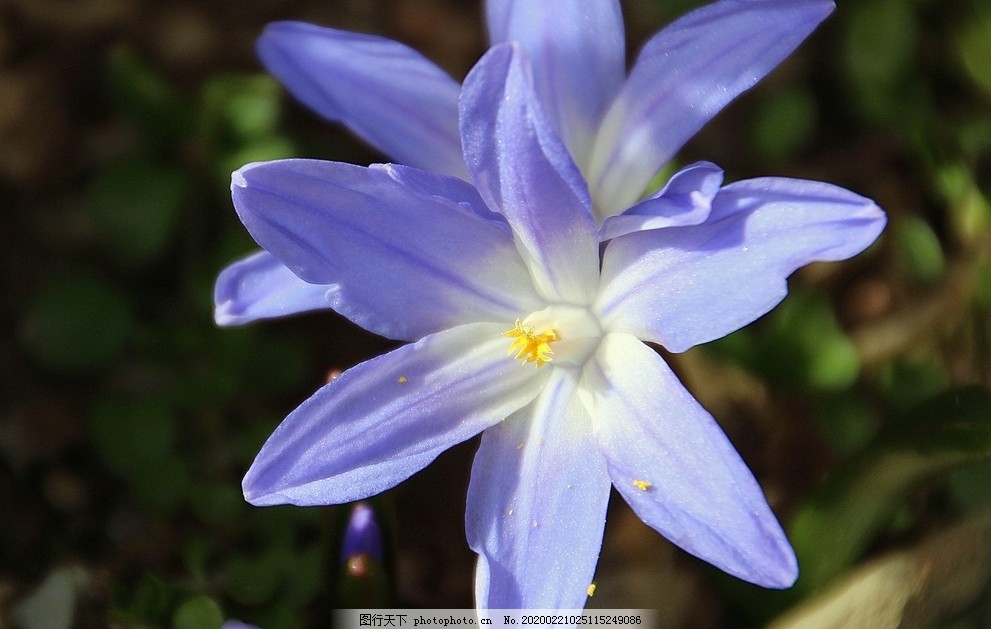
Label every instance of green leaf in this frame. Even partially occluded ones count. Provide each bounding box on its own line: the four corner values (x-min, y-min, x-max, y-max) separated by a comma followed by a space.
724, 290, 861, 391
172, 595, 223, 629
771, 512, 991, 629
199, 74, 297, 184
958, 12, 991, 99
895, 216, 945, 283
935, 163, 991, 248
878, 358, 951, 414
948, 461, 991, 510
202, 75, 284, 141
789, 386, 991, 592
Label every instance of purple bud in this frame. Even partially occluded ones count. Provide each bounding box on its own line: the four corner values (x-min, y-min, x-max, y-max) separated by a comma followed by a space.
341, 502, 383, 564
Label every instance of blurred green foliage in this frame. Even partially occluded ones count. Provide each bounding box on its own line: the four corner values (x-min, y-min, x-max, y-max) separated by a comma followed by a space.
22, 271, 133, 374
790, 387, 991, 593
173, 595, 224, 629
13, 28, 334, 629
709, 289, 862, 391
88, 159, 189, 266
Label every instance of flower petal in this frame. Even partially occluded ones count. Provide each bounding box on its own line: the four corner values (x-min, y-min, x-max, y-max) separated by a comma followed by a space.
582, 333, 797, 588
596, 177, 886, 352
588, 0, 834, 215
214, 250, 333, 326
485, 0, 625, 168
597, 161, 724, 241
374, 162, 508, 228
468, 368, 610, 609
231, 159, 544, 342
243, 322, 546, 506
460, 43, 599, 305
258, 22, 466, 178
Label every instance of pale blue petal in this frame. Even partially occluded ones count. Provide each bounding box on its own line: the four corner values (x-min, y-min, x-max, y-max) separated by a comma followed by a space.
214, 250, 333, 326
258, 22, 466, 178
243, 322, 546, 506
231, 159, 544, 342
373, 163, 508, 229
460, 44, 599, 305
589, 0, 834, 215
485, 0, 625, 168
583, 333, 797, 588
598, 161, 723, 241
468, 368, 609, 609
596, 178, 886, 352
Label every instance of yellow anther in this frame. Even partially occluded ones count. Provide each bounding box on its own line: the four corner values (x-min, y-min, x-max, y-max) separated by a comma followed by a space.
587, 583, 596, 597
397, 375, 408, 384
503, 319, 559, 367
632, 479, 652, 491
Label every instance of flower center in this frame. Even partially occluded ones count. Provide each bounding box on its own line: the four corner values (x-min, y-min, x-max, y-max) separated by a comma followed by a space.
504, 319, 559, 367
503, 305, 603, 369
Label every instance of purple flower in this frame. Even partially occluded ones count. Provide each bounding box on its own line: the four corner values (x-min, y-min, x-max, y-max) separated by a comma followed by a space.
217, 21, 885, 608
215, 0, 845, 326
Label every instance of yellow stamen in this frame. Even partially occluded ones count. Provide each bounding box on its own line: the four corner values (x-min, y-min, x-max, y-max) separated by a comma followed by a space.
633, 479, 652, 491
587, 583, 597, 597
397, 375, 408, 384
503, 319, 559, 367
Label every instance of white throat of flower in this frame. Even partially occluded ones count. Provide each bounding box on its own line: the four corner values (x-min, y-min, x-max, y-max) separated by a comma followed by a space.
503, 304, 603, 369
